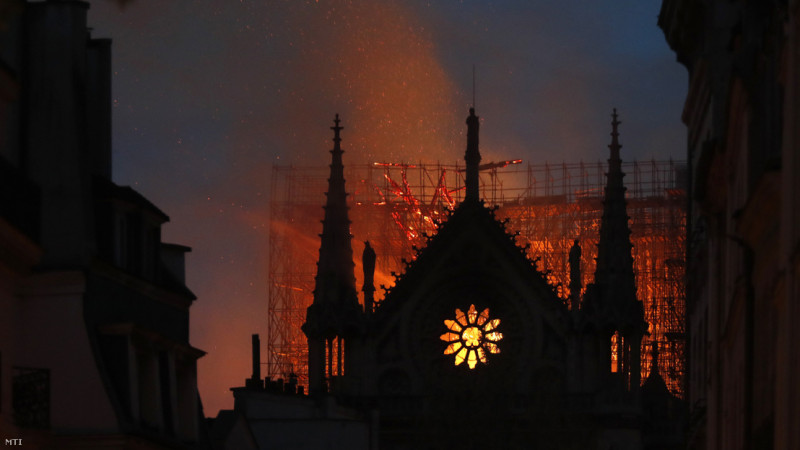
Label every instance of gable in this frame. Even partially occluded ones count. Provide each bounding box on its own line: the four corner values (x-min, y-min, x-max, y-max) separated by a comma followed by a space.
369, 201, 569, 397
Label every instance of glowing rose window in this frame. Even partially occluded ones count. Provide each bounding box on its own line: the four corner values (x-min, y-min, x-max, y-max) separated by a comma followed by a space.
440, 304, 503, 369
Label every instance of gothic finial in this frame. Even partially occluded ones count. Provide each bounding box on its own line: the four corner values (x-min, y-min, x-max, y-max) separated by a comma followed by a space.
303, 113, 360, 395
472, 64, 476, 109
332, 113, 343, 145
464, 107, 481, 202
609, 108, 621, 161
588, 107, 645, 391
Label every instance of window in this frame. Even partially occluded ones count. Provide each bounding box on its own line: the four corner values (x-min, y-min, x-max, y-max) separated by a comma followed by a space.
611, 331, 622, 373
325, 337, 345, 379
440, 304, 503, 369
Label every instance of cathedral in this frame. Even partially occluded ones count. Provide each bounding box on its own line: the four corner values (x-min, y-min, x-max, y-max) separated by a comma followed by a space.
295, 108, 685, 449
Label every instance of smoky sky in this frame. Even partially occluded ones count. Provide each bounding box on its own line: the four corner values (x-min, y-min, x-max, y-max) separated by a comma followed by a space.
85, 0, 686, 415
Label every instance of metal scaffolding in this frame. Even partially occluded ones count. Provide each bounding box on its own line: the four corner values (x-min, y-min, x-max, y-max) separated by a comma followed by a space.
268, 159, 687, 397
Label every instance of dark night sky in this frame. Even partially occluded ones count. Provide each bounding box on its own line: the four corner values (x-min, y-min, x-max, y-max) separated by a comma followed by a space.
85, 0, 686, 415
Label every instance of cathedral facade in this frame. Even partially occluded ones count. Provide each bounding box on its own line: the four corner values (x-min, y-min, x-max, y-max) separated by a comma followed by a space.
299, 108, 684, 449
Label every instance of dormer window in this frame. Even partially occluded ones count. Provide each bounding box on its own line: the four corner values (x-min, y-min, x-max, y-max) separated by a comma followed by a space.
114, 210, 160, 280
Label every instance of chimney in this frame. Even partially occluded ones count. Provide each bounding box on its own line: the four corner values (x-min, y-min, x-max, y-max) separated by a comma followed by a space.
246, 334, 263, 390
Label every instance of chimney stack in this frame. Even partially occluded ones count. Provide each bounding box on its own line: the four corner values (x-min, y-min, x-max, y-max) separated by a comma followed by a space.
246, 334, 263, 390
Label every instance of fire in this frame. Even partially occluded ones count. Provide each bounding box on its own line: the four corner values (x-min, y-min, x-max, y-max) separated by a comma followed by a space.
269, 160, 686, 396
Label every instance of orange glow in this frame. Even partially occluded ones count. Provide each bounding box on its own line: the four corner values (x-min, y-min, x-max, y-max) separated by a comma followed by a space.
444, 319, 461, 333
462, 327, 482, 347
484, 341, 500, 355
442, 339, 461, 355
374, 162, 419, 168
455, 307, 467, 326
440, 305, 503, 369
611, 332, 620, 373
270, 160, 686, 395
312, 2, 461, 165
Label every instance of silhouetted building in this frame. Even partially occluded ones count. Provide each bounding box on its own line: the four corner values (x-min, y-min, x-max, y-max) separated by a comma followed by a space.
234, 107, 686, 449
659, 1, 800, 449
0, 1, 204, 448
218, 334, 369, 450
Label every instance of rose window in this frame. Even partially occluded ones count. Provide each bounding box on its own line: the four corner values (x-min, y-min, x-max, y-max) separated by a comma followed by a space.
440, 304, 503, 369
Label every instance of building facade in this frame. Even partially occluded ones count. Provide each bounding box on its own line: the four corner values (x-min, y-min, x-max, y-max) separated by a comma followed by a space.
659, 1, 800, 449
0, 1, 204, 448
264, 107, 686, 449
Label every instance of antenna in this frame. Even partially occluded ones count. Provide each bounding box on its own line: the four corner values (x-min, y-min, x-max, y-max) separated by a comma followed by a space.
472, 64, 476, 109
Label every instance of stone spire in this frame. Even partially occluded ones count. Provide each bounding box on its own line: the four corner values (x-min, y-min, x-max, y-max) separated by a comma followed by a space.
313, 114, 358, 305
587, 108, 646, 393
593, 108, 637, 312
609, 108, 622, 162
464, 108, 481, 202
303, 114, 361, 395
